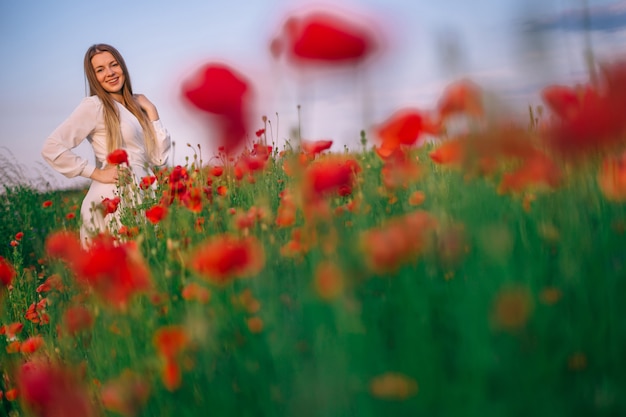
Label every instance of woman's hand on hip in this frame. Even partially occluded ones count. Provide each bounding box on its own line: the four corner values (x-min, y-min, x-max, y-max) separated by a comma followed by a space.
90, 165, 120, 184
134, 94, 160, 121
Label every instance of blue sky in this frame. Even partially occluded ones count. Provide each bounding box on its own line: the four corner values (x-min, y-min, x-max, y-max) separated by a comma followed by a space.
2, 0, 626, 189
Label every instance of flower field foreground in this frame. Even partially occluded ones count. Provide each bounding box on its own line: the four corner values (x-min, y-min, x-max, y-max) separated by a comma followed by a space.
2, 72, 626, 416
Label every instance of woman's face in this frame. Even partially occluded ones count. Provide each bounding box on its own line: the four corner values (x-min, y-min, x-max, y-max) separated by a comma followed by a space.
91, 51, 125, 95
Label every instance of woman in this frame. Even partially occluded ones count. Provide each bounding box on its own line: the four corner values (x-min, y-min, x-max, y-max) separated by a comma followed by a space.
42, 44, 171, 245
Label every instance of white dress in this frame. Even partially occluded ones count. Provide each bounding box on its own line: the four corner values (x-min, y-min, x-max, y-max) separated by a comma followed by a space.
42, 95, 171, 245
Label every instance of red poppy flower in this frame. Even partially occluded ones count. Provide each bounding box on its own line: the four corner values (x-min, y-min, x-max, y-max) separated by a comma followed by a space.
107, 149, 129, 165
181, 63, 252, 153
273, 11, 378, 66
45, 231, 82, 267
25, 299, 49, 324
42, 200, 53, 208
153, 326, 189, 359
498, 150, 562, 194
598, 151, 626, 201
63, 306, 94, 335
15, 232, 24, 241
100, 371, 150, 417
181, 282, 211, 303
216, 185, 228, 196
36, 274, 64, 293
1, 256, 16, 288
437, 79, 483, 120
17, 360, 96, 417
74, 236, 152, 308
189, 234, 265, 285
1, 322, 24, 339
361, 211, 438, 274
314, 260, 344, 300
139, 175, 157, 190
303, 156, 361, 200
146, 205, 168, 224
541, 62, 626, 155
20, 336, 45, 354
101, 197, 121, 215
210, 166, 224, 177
302, 139, 333, 156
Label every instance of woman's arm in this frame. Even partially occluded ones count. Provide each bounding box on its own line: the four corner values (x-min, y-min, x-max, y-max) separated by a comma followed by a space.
41, 97, 100, 179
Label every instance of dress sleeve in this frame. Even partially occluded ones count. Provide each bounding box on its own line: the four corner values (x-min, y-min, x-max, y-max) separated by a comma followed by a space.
41, 97, 100, 179
150, 119, 172, 167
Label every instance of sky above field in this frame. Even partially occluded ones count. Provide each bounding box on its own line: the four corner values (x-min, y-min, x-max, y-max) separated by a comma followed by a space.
2, 0, 626, 189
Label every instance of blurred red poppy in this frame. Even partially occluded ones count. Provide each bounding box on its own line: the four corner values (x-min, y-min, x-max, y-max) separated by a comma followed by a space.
181, 63, 252, 153
304, 156, 361, 200
189, 234, 265, 285
0, 256, 16, 288
146, 205, 168, 224
107, 149, 129, 165
18, 359, 96, 417
437, 79, 483, 120
273, 10, 377, 66
63, 306, 94, 335
20, 336, 45, 354
302, 139, 333, 156
598, 151, 626, 201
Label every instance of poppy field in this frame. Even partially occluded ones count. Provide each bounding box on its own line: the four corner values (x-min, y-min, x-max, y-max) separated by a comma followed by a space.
3, 7, 626, 417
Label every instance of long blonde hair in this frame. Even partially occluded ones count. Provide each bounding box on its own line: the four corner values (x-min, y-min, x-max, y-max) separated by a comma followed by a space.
84, 44, 158, 164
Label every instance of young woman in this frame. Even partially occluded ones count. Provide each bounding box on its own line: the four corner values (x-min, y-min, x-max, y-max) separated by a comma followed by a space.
42, 44, 171, 245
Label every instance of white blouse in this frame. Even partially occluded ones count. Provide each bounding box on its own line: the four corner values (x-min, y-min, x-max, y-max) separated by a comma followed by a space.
42, 95, 171, 179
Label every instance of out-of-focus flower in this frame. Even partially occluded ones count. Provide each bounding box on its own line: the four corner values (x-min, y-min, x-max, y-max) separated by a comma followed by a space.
20, 336, 45, 354
375, 109, 434, 157
36, 274, 64, 293
437, 79, 483, 120
18, 359, 96, 417
541, 61, 626, 155
361, 211, 438, 274
491, 285, 534, 331
303, 155, 360, 200
63, 306, 94, 335
271, 10, 378, 66
246, 316, 264, 334
153, 326, 189, 391
1, 256, 16, 288
598, 151, 626, 201
181, 63, 252, 153
1, 322, 24, 339
189, 234, 265, 286
100, 370, 150, 417
42, 200, 53, 208
276, 188, 297, 228
314, 260, 344, 300
145, 205, 168, 224
429, 137, 466, 165
302, 139, 333, 156
181, 282, 211, 304
107, 149, 129, 165
46, 233, 151, 309
369, 372, 418, 400
498, 150, 562, 194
